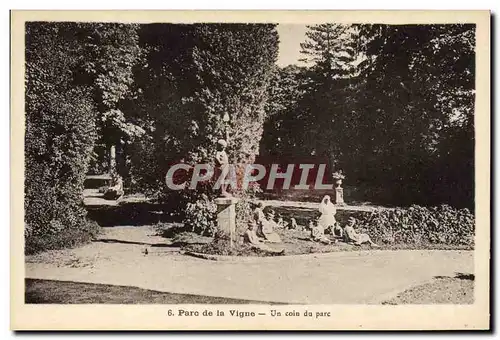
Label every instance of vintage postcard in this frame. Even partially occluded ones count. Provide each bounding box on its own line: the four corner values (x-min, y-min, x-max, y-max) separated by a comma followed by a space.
11, 10, 490, 330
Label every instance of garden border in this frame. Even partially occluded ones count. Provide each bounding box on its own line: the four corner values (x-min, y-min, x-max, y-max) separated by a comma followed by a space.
180, 249, 455, 263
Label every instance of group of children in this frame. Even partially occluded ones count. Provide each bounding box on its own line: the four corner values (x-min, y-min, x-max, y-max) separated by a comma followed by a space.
310, 195, 379, 247
243, 195, 379, 252
309, 215, 379, 247
244, 203, 285, 254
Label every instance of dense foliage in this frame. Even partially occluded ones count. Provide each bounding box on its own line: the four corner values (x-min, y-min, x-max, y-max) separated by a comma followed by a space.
25, 22, 475, 253
25, 22, 144, 253
84, 23, 144, 175
127, 24, 279, 233
262, 24, 475, 208
357, 205, 474, 248
25, 23, 100, 253
26, 22, 279, 252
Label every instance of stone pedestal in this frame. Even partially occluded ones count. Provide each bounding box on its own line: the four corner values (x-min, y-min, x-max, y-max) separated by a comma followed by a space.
215, 197, 239, 248
335, 187, 345, 205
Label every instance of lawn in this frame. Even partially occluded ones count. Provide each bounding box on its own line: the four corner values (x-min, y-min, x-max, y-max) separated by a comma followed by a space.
382, 273, 474, 304
25, 279, 284, 304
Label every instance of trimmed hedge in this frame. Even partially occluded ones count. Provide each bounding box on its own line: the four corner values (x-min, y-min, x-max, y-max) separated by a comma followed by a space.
24, 87, 101, 254
357, 205, 474, 248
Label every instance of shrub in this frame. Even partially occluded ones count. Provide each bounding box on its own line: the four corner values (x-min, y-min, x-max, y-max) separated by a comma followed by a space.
183, 187, 261, 238
183, 193, 218, 236
357, 205, 474, 247
180, 174, 263, 239
235, 199, 255, 238
25, 220, 100, 255
24, 88, 100, 254
127, 24, 278, 248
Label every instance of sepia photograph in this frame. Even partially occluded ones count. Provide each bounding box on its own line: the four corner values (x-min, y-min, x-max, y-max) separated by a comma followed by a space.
10, 10, 490, 330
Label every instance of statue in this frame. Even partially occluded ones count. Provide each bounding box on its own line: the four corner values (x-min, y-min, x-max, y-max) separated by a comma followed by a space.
215, 139, 232, 197
103, 172, 124, 200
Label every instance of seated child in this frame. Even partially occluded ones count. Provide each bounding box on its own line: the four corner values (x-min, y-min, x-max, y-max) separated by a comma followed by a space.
277, 216, 288, 229
290, 218, 304, 231
254, 207, 282, 243
344, 217, 379, 247
310, 222, 332, 245
262, 210, 282, 243
244, 222, 285, 254
331, 222, 344, 238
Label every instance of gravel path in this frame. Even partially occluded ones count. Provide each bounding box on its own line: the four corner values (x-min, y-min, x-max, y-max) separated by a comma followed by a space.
25, 226, 473, 304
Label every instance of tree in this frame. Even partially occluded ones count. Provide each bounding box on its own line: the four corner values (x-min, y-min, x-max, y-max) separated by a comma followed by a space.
190, 24, 279, 165
25, 22, 148, 253
356, 24, 475, 206
128, 23, 279, 235
262, 23, 475, 208
300, 24, 361, 80
260, 65, 309, 159
25, 22, 99, 253
126, 24, 198, 195
294, 24, 363, 167
77, 23, 144, 175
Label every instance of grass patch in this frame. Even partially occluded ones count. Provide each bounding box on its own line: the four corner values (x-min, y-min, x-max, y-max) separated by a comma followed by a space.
185, 240, 279, 257
25, 279, 284, 304
382, 273, 474, 304
183, 227, 472, 258
25, 219, 101, 255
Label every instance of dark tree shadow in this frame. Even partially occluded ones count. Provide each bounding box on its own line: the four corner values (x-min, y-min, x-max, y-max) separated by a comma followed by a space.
86, 202, 183, 227
94, 238, 178, 248
433, 273, 475, 281
455, 273, 475, 281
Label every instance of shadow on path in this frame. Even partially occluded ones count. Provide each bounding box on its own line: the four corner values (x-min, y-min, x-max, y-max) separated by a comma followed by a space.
94, 238, 210, 248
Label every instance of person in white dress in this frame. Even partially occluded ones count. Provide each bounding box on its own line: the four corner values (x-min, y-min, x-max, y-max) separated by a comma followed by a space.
254, 209, 282, 243
318, 195, 337, 233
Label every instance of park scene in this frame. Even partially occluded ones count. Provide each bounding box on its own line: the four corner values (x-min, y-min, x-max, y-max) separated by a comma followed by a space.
24, 22, 475, 304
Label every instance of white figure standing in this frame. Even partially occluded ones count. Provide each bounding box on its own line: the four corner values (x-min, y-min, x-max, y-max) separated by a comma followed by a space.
318, 195, 337, 233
